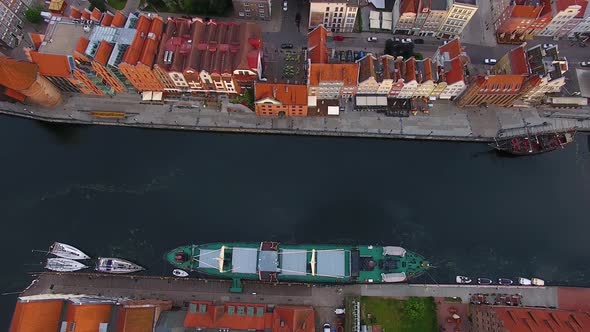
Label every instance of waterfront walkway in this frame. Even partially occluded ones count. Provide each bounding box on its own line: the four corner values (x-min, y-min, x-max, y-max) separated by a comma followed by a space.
1, 95, 590, 142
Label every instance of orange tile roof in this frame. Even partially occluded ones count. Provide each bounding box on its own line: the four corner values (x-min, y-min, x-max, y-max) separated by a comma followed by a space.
255, 83, 307, 105
400, 0, 418, 14
477, 74, 526, 93
445, 57, 464, 84
91, 7, 102, 21
3, 88, 27, 102
65, 303, 112, 331
29, 33, 45, 50
511, 5, 543, 18
82, 8, 91, 20
309, 63, 359, 86
139, 17, 164, 67
116, 306, 156, 332
94, 40, 114, 65
9, 300, 64, 332
308, 25, 328, 64
493, 307, 590, 332
557, 0, 588, 17
29, 51, 72, 77
184, 302, 270, 330
101, 11, 114, 26
111, 11, 127, 27
69, 6, 81, 19
75, 36, 89, 55
405, 57, 416, 82
558, 287, 590, 312
509, 45, 529, 74
438, 38, 462, 59
423, 58, 432, 81
271, 306, 315, 332
122, 15, 152, 65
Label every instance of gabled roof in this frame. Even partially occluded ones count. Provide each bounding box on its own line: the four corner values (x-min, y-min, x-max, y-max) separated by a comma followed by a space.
65, 303, 112, 331
94, 40, 114, 65
416, 58, 433, 82
309, 63, 359, 86
91, 7, 102, 21
82, 8, 91, 20
29, 33, 45, 49
400, 0, 418, 14
116, 306, 156, 332
508, 45, 529, 74
139, 16, 164, 66
255, 83, 307, 105
493, 307, 590, 331
271, 306, 315, 332
121, 15, 152, 65
101, 11, 114, 26
358, 54, 377, 83
0, 56, 38, 91
404, 57, 416, 82
438, 38, 462, 59
69, 6, 81, 19
9, 300, 64, 332
75, 36, 90, 55
184, 301, 269, 330
308, 25, 329, 64
111, 11, 127, 28
29, 51, 72, 77
445, 57, 464, 84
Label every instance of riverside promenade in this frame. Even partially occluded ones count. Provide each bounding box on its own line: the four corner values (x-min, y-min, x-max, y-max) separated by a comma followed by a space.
1, 94, 590, 142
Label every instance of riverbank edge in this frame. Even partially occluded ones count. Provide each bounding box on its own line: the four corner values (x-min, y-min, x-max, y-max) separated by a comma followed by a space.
0, 108, 494, 143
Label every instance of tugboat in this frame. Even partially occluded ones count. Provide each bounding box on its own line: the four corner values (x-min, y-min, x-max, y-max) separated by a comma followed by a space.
491, 129, 575, 156
456, 276, 472, 284
165, 242, 430, 284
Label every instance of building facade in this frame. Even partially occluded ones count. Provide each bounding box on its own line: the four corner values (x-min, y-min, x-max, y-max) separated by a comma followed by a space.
456, 74, 531, 107
0, 0, 31, 48
494, 0, 548, 44
309, 0, 359, 33
233, 0, 271, 20
437, 0, 478, 38
308, 63, 358, 99
394, 0, 477, 38
521, 44, 568, 102
538, 0, 588, 37
254, 83, 308, 116
393, 0, 418, 34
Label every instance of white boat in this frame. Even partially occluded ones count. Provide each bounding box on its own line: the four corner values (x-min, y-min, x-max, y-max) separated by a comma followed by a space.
456, 275, 472, 284
532, 278, 545, 286
45, 258, 88, 272
518, 277, 532, 286
96, 257, 144, 274
49, 242, 90, 260
173, 269, 189, 277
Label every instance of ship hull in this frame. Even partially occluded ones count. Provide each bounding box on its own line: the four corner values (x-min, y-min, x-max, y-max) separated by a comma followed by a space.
491, 130, 575, 156
165, 242, 430, 284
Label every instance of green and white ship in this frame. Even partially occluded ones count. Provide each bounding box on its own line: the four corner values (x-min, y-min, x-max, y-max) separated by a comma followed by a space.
165, 242, 430, 283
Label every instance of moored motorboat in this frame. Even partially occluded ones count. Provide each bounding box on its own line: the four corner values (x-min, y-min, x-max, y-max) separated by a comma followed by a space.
96, 257, 144, 274
477, 277, 493, 285
49, 242, 90, 260
456, 276, 472, 284
518, 277, 532, 286
498, 278, 514, 286
45, 258, 88, 272
532, 278, 545, 286
173, 269, 189, 277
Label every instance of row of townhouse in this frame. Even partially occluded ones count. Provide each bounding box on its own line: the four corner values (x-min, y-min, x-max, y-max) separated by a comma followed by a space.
26, 9, 263, 97
254, 26, 469, 117
392, 0, 478, 38
495, 0, 590, 43
457, 43, 568, 106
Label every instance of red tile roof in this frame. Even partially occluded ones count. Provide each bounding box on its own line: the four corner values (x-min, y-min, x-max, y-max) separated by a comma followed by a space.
94, 40, 114, 65
493, 307, 590, 332
139, 17, 164, 66
255, 83, 307, 105
90, 7, 102, 21
9, 300, 64, 332
81, 8, 91, 20
65, 303, 112, 332
184, 302, 270, 330
29, 33, 45, 50
438, 38, 462, 59
309, 63, 359, 86
400, 0, 418, 14
111, 11, 127, 28
116, 306, 156, 332
476, 74, 526, 94
122, 15, 152, 65
271, 306, 315, 332
0, 56, 38, 90
509, 45, 529, 74
3, 88, 27, 102
557, 0, 588, 17
422, 58, 433, 81
29, 51, 72, 77
445, 57, 464, 84
75, 36, 89, 55
405, 57, 416, 82
558, 287, 590, 312
69, 6, 81, 19
308, 25, 328, 64
511, 5, 543, 18
101, 11, 114, 26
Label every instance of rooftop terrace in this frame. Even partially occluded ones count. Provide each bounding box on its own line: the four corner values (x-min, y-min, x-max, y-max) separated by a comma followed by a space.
38, 18, 88, 55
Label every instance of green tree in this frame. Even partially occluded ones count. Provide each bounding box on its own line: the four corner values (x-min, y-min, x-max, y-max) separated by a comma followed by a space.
25, 6, 42, 24
404, 297, 426, 320
414, 52, 424, 60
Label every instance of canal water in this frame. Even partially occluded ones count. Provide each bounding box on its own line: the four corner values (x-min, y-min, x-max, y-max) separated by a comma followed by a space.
1, 116, 589, 327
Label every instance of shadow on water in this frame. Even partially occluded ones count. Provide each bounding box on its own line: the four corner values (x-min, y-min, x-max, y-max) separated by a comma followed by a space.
34, 121, 85, 144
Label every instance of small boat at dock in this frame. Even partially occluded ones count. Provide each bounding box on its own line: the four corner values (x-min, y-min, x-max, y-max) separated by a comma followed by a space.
49, 242, 90, 260
96, 257, 144, 274
173, 269, 189, 277
518, 277, 532, 286
498, 278, 514, 286
532, 278, 545, 286
45, 258, 88, 272
477, 277, 493, 285
456, 276, 472, 284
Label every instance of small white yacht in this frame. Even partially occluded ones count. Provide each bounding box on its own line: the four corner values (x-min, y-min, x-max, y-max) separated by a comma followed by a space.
173, 269, 189, 277
518, 277, 532, 286
45, 258, 88, 272
49, 242, 91, 260
96, 257, 144, 274
532, 278, 545, 286
456, 276, 472, 284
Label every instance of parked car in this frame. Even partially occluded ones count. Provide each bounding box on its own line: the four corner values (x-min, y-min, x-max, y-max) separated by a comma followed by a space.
367, 36, 378, 42
401, 38, 412, 43
484, 58, 497, 65
346, 50, 353, 62
323, 323, 331, 332
280, 43, 293, 49
414, 38, 425, 44
333, 35, 345, 41
581, 61, 590, 67
339, 51, 346, 62
542, 43, 555, 49
392, 37, 401, 42
353, 51, 360, 60
283, 0, 288, 11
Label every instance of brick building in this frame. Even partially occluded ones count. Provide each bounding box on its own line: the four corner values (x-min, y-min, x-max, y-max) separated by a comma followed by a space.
254, 82, 308, 116
470, 305, 590, 331
494, 0, 550, 44
233, 0, 271, 20
307, 63, 359, 99
308, 0, 359, 33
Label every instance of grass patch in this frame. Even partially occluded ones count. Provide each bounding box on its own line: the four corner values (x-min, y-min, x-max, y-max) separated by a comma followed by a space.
361, 297, 437, 332
107, 0, 127, 10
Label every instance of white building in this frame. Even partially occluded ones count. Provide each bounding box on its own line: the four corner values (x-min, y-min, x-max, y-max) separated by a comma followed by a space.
568, 12, 590, 37
437, 0, 478, 38
308, 0, 359, 33
538, 2, 583, 37
0, 0, 31, 48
